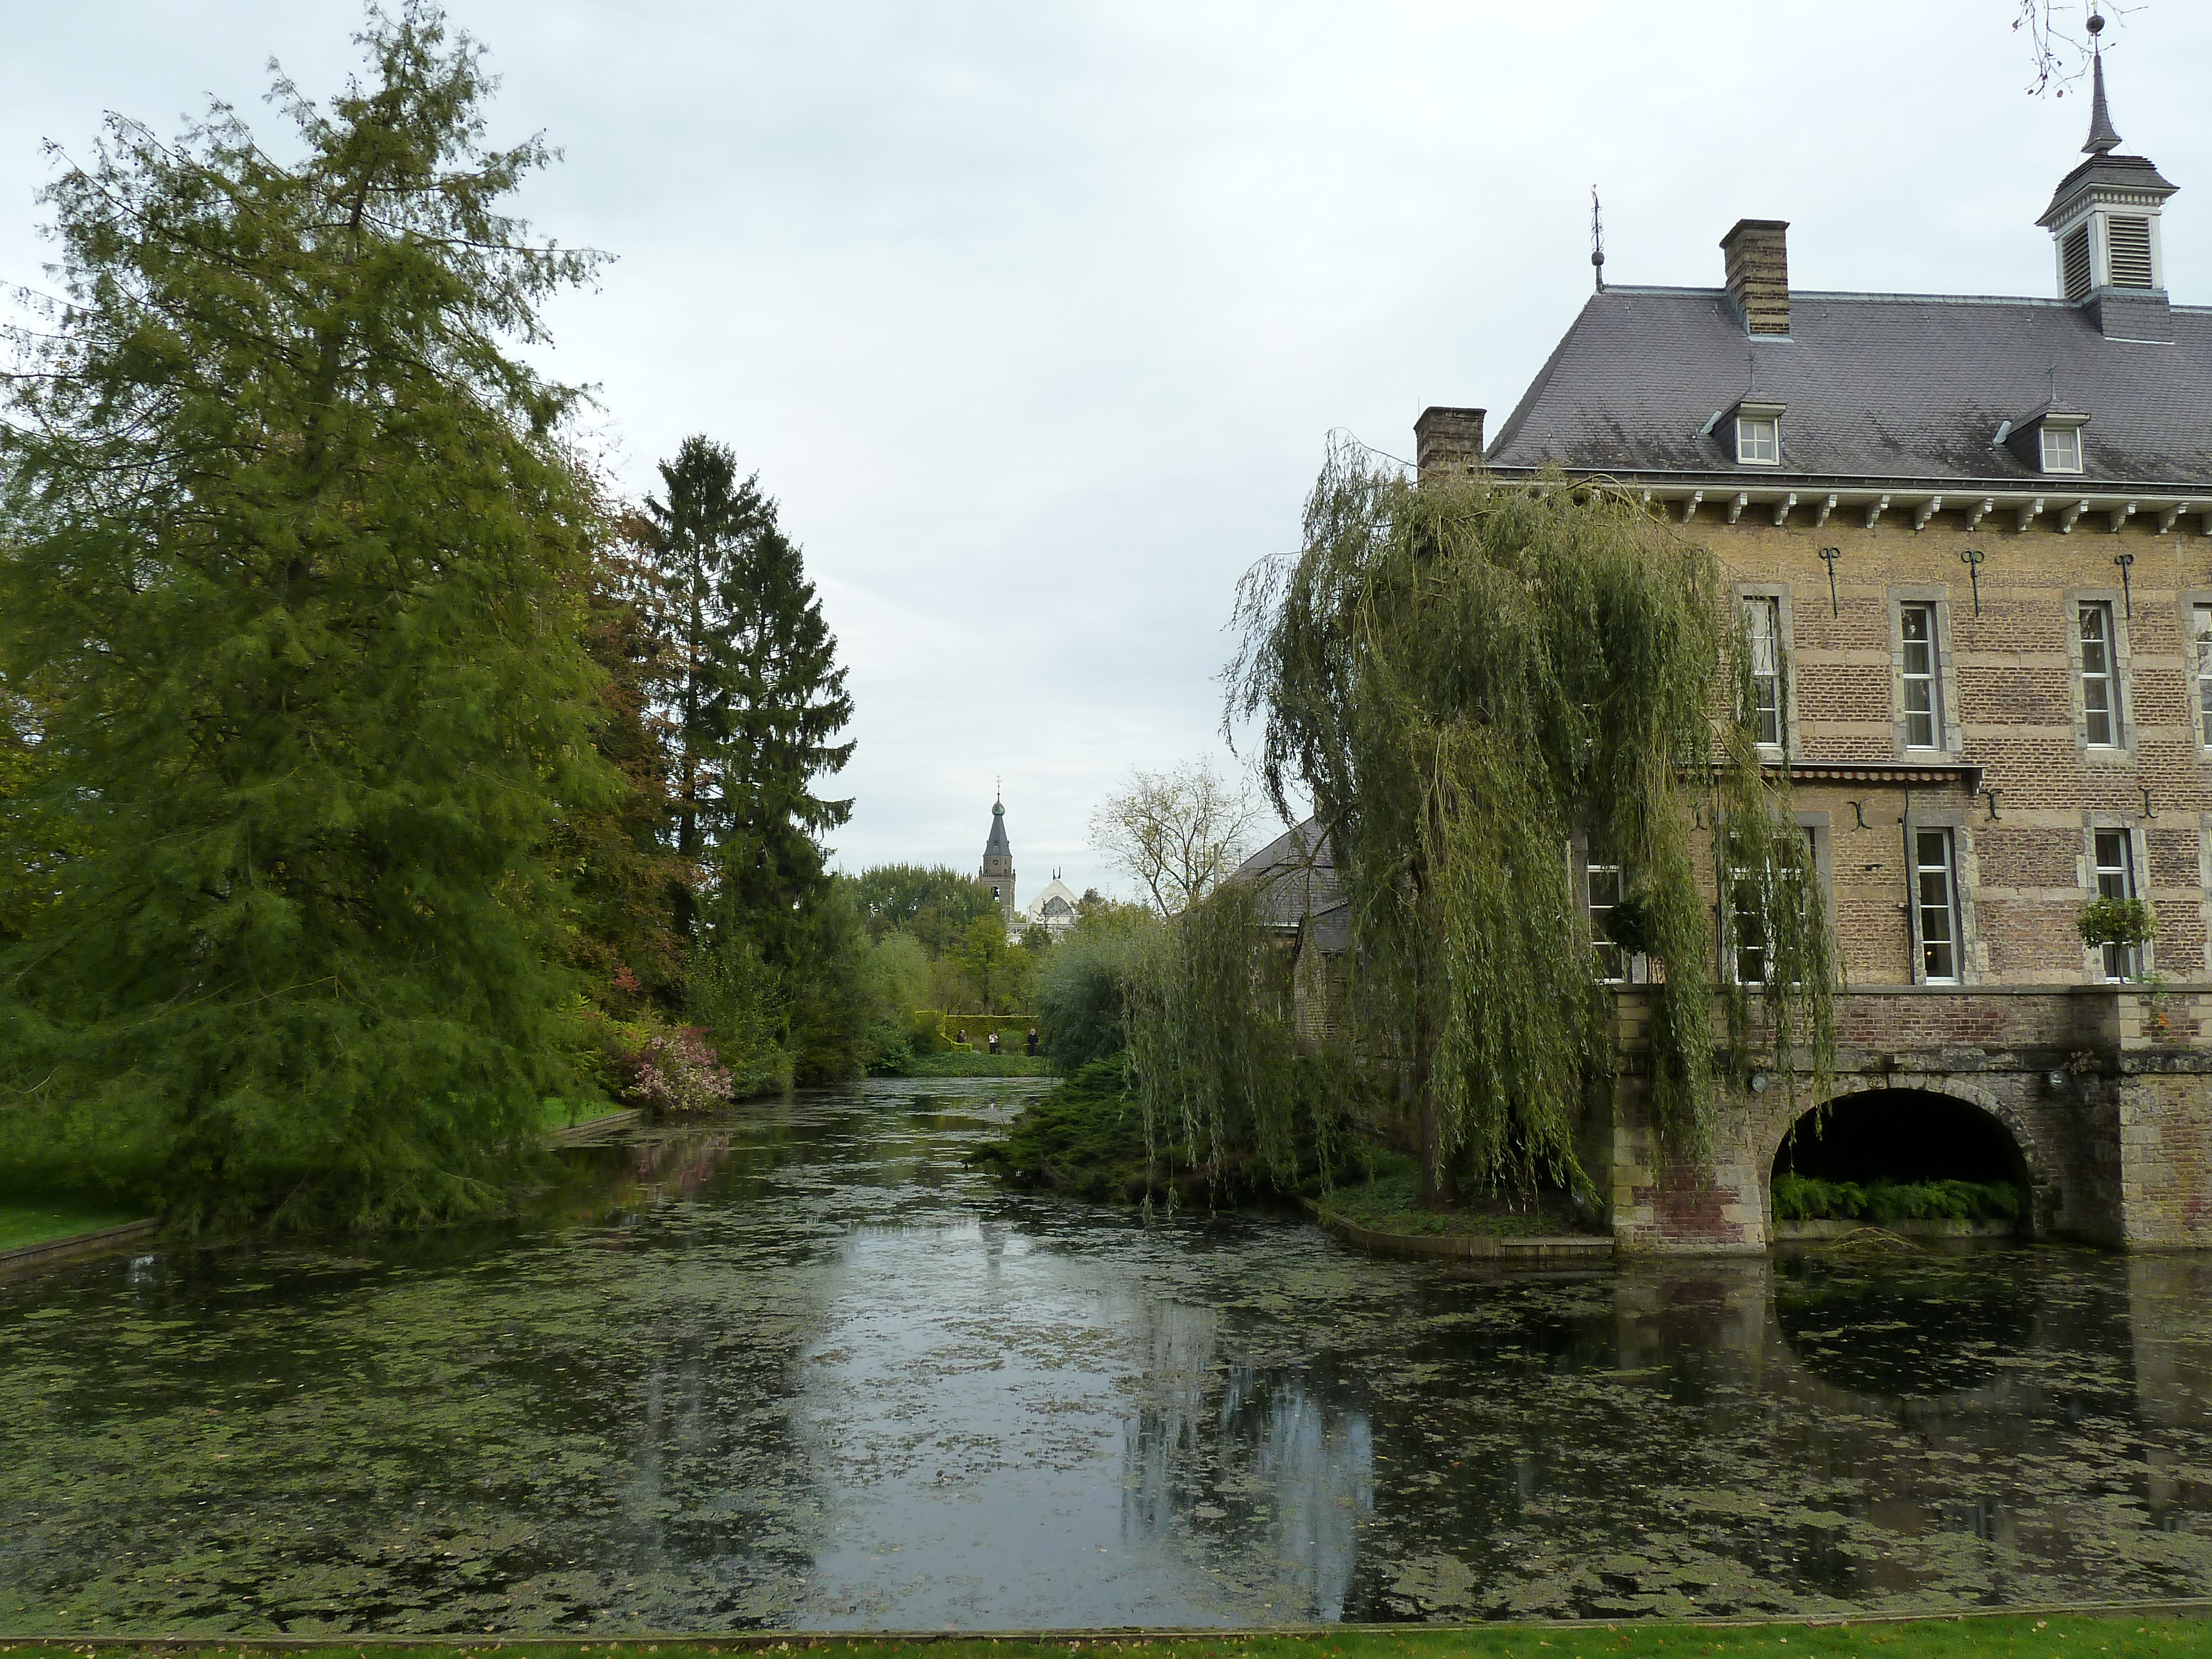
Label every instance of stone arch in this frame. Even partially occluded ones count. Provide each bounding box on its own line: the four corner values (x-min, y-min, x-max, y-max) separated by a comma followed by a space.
1762, 1074, 2047, 1236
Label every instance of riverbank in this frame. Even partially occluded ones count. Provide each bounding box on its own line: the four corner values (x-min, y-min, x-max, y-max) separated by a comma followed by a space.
895, 1051, 1056, 1078
3, 1611, 2205, 1656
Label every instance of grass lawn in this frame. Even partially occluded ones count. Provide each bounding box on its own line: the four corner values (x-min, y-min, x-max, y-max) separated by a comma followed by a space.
1322, 1150, 1604, 1240
0, 1198, 147, 1254
2, 1613, 2208, 1658
899, 1051, 1058, 1078
539, 1097, 638, 1133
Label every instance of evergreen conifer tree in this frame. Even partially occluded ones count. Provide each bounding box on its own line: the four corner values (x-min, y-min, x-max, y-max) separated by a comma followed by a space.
0, 5, 614, 1227
646, 436, 857, 1078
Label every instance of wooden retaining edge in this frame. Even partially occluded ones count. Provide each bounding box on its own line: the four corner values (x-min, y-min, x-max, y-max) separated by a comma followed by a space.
1301, 1197, 1613, 1262
0, 1217, 161, 1277
545, 1109, 641, 1144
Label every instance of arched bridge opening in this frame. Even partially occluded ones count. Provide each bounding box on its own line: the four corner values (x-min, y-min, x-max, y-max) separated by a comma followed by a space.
1770, 1087, 2033, 1238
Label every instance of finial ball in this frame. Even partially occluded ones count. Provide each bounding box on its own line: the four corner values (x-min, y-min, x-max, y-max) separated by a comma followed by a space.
2087, 9, 2104, 35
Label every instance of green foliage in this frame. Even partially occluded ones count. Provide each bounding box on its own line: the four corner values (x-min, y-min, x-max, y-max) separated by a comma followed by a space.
1124, 884, 1354, 1197
900, 1050, 1054, 1078
686, 936, 792, 1097
967, 1055, 1159, 1201
1218, 445, 1834, 1202
1771, 1172, 2022, 1224
859, 930, 931, 1021
648, 435, 852, 944
961, 915, 1013, 1009
1036, 906, 1159, 1067
850, 864, 1001, 956
2079, 895, 2157, 950
0, 9, 614, 1229
905, 1008, 948, 1055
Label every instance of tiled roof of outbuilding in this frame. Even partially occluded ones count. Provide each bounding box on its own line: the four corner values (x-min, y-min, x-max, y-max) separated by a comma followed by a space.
1228, 820, 1349, 953
1484, 285, 2212, 490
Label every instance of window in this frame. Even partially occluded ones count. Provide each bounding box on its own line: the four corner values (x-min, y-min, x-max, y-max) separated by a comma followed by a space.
1744, 596, 1783, 748
1736, 415, 1780, 465
2195, 602, 2212, 747
2093, 828, 2137, 981
2108, 216, 2154, 289
2041, 423, 2084, 474
2063, 224, 2092, 300
2080, 601, 2117, 747
1900, 603, 1940, 749
1726, 827, 1818, 987
1588, 863, 1627, 983
1914, 828, 1960, 983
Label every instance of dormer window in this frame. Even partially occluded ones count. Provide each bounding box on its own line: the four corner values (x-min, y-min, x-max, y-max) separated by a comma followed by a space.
2002, 406, 2090, 476
1732, 401, 1785, 466
2041, 422, 2084, 474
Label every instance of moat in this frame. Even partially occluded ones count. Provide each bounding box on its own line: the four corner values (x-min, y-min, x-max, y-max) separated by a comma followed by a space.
6, 1077, 2212, 1635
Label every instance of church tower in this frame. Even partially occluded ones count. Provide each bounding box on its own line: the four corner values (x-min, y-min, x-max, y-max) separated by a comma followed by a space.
978, 791, 1016, 925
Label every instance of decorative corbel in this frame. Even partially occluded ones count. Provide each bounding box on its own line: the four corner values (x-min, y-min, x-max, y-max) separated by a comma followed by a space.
1726, 492, 1749, 525
1679, 491, 1703, 525
1912, 495, 1946, 532
1771, 492, 1798, 528
2014, 497, 2044, 534
1864, 494, 1891, 530
2156, 500, 2193, 536
2109, 500, 2139, 534
2060, 498, 2090, 535
1812, 493, 1838, 528
1963, 498, 1995, 533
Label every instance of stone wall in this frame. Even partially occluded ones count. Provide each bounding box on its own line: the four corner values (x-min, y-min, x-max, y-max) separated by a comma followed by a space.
1598, 984, 2212, 1252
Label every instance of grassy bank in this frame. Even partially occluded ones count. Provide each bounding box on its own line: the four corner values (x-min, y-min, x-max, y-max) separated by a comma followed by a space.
2, 1613, 2207, 1658
1322, 1150, 1603, 1239
898, 1051, 1057, 1078
0, 1199, 146, 1254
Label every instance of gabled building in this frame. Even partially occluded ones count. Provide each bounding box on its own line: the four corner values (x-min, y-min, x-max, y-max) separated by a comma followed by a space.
1409, 54, 2212, 1250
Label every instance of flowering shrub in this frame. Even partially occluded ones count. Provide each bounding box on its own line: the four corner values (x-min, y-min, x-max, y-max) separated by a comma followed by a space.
622, 1026, 735, 1118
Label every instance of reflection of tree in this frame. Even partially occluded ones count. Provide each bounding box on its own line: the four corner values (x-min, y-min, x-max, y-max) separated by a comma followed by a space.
1119, 1300, 1374, 1621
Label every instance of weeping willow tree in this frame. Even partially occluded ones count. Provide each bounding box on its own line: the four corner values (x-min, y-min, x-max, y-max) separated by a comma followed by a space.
1155, 442, 1838, 1210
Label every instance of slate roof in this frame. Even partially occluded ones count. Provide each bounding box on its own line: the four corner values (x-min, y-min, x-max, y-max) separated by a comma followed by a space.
1484, 285, 2212, 490
1227, 819, 1349, 953
984, 802, 1010, 860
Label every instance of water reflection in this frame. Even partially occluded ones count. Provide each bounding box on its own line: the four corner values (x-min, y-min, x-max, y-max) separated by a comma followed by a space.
5, 1079, 2212, 1635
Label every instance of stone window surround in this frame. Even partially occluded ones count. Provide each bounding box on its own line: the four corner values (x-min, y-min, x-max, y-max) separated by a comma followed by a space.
1886, 586, 1964, 759
1904, 804, 1978, 987
2065, 587, 2136, 758
2177, 589, 2212, 753
1731, 582, 1801, 758
2080, 815, 2148, 982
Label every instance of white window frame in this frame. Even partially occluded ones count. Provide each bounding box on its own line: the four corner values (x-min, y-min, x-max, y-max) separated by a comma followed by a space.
1724, 828, 1818, 988
1744, 596, 1783, 749
2092, 828, 2138, 982
1587, 862, 1629, 984
2193, 602, 2212, 749
2080, 601, 2119, 748
1914, 827, 1960, 984
1900, 602, 1940, 750
1736, 415, 1780, 466
2041, 422, 2084, 474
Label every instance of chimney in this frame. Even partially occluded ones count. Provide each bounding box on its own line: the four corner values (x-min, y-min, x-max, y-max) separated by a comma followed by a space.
1415, 406, 1486, 479
1720, 218, 1791, 336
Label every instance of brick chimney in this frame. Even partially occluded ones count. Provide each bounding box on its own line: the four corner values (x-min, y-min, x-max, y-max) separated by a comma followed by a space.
1415, 406, 1486, 479
1720, 218, 1791, 336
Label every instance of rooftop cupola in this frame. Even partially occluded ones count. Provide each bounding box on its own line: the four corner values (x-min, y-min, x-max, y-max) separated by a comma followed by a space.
2036, 21, 2178, 340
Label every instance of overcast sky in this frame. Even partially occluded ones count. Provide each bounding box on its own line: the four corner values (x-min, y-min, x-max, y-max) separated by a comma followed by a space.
6, 1, 2207, 904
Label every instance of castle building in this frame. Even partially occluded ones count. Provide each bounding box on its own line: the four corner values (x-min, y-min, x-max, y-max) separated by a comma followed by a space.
978, 794, 1016, 925
1285, 49, 2212, 1250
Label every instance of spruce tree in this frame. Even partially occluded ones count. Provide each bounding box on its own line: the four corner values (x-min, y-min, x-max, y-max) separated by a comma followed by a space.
646, 436, 857, 1077
0, 5, 614, 1227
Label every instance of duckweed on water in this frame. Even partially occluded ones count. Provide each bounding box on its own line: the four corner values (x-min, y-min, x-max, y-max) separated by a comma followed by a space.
7, 1078, 2212, 1637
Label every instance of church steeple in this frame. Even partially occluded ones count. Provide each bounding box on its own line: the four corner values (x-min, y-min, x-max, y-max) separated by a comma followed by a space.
978, 788, 1016, 923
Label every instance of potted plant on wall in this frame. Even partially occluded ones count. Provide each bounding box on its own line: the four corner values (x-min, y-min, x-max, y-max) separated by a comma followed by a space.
2078, 895, 2158, 987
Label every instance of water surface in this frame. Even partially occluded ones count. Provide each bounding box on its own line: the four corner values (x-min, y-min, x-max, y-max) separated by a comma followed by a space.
6, 1077, 2212, 1634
